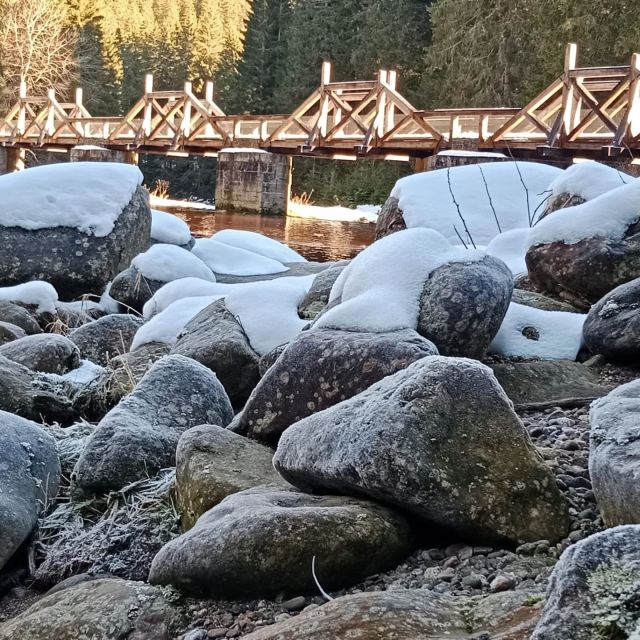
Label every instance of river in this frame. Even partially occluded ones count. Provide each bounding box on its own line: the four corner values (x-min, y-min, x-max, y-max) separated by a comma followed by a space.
162, 207, 375, 262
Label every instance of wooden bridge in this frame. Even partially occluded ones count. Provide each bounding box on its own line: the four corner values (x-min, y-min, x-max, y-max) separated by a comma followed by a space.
2, 43, 640, 164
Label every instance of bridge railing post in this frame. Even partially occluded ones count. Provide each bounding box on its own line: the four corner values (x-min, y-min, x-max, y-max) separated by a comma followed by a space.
17, 79, 27, 135
143, 74, 153, 137
562, 43, 578, 137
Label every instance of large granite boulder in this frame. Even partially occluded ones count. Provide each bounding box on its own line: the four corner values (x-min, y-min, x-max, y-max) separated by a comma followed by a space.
73, 354, 233, 494
589, 380, 640, 526
176, 425, 288, 530
417, 255, 513, 358
0, 164, 151, 300
0, 411, 60, 571
0, 333, 80, 374
583, 277, 640, 362
107, 266, 164, 314
298, 262, 348, 320
512, 289, 579, 312
0, 321, 26, 345
0, 301, 42, 334
532, 526, 640, 640
374, 196, 406, 240
149, 486, 412, 598
171, 299, 260, 408
0, 578, 184, 640
69, 314, 144, 366
275, 356, 569, 544
243, 589, 542, 640
231, 328, 438, 445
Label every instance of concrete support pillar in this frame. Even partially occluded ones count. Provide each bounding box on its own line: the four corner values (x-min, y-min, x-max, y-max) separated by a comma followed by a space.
215, 150, 291, 215
0, 147, 26, 174
69, 146, 136, 164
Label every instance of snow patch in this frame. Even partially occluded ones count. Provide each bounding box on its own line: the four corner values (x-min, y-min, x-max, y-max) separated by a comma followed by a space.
192, 238, 289, 276
131, 244, 216, 283
527, 178, 640, 247
288, 201, 379, 223
0, 281, 58, 314
212, 229, 306, 263
0, 162, 143, 237
393, 161, 561, 245
489, 303, 585, 360
486, 228, 530, 275
314, 228, 485, 333
142, 278, 234, 318
151, 210, 192, 246
62, 360, 105, 385
547, 160, 632, 202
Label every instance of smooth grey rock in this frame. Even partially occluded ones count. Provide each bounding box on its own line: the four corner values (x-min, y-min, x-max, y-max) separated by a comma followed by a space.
231, 328, 438, 445
512, 289, 579, 312
0, 578, 184, 640
108, 266, 164, 313
0, 321, 26, 344
0, 185, 151, 301
242, 588, 542, 640
0, 411, 60, 571
589, 379, 640, 526
69, 314, 144, 366
0, 355, 75, 424
0, 334, 80, 374
275, 356, 569, 544
490, 360, 610, 409
0, 301, 42, 334
298, 262, 348, 320
171, 299, 259, 408
73, 354, 233, 494
53, 302, 105, 330
176, 425, 289, 530
417, 256, 513, 359
149, 485, 412, 598
258, 344, 287, 376
583, 277, 640, 362
532, 526, 640, 640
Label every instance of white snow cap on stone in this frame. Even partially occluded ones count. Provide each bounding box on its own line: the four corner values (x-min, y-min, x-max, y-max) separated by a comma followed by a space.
486, 228, 530, 275
0, 162, 143, 237
131, 244, 216, 283
151, 210, 192, 246
142, 277, 234, 318
527, 178, 640, 248
0, 281, 58, 313
211, 229, 306, 263
392, 161, 561, 245
315, 228, 485, 333
490, 303, 585, 360
192, 238, 289, 276
547, 160, 632, 202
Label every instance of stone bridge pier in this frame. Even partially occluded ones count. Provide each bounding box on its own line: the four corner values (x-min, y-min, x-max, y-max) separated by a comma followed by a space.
215, 150, 291, 216
0, 148, 26, 174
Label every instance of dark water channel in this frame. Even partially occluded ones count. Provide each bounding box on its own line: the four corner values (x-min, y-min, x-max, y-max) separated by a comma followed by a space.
161, 207, 375, 262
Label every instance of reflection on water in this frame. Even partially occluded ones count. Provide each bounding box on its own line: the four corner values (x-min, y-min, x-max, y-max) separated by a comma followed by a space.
166, 208, 375, 262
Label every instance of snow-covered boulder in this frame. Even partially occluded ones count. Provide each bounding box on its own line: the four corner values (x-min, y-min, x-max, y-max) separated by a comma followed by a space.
315, 228, 510, 359
0, 163, 151, 300
589, 380, 640, 526
540, 160, 632, 220
526, 179, 640, 307
532, 526, 640, 640
274, 356, 569, 544
375, 161, 561, 245
583, 277, 640, 362
230, 328, 438, 445
297, 262, 348, 319
73, 355, 233, 495
150, 209, 193, 248
149, 486, 412, 598
0, 410, 60, 571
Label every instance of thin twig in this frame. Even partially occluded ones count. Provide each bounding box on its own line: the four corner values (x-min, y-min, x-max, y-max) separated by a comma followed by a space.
477, 163, 501, 233
446, 166, 476, 249
505, 146, 532, 226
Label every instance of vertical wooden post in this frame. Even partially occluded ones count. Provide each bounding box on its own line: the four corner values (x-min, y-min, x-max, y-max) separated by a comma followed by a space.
562, 43, 578, 136
7, 148, 26, 171
627, 53, 640, 139
17, 79, 27, 135
74, 87, 84, 137
376, 70, 388, 137
46, 88, 56, 135
387, 69, 397, 133
143, 73, 153, 137
182, 81, 192, 137
204, 81, 215, 137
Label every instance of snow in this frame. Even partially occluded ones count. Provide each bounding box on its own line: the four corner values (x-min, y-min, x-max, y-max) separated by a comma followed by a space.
212, 229, 306, 263
220, 147, 268, 154
131, 295, 221, 350
56, 300, 103, 314
489, 303, 585, 360
288, 201, 380, 223
314, 228, 485, 333
0, 162, 143, 237
225, 277, 314, 355
142, 278, 233, 318
437, 150, 507, 158
0, 281, 58, 313
99, 282, 121, 314
131, 244, 216, 283
62, 360, 105, 385
151, 210, 192, 246
150, 196, 215, 211
392, 161, 561, 245
192, 238, 289, 276
547, 160, 632, 202
486, 228, 530, 275
527, 178, 640, 247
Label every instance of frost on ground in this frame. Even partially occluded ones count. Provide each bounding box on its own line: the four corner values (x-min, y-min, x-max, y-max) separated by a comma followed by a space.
489, 303, 586, 360
132, 244, 216, 282
0, 163, 143, 237
151, 210, 192, 246
392, 161, 561, 245
212, 229, 307, 263
192, 238, 290, 276
315, 228, 484, 333
0, 281, 58, 314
